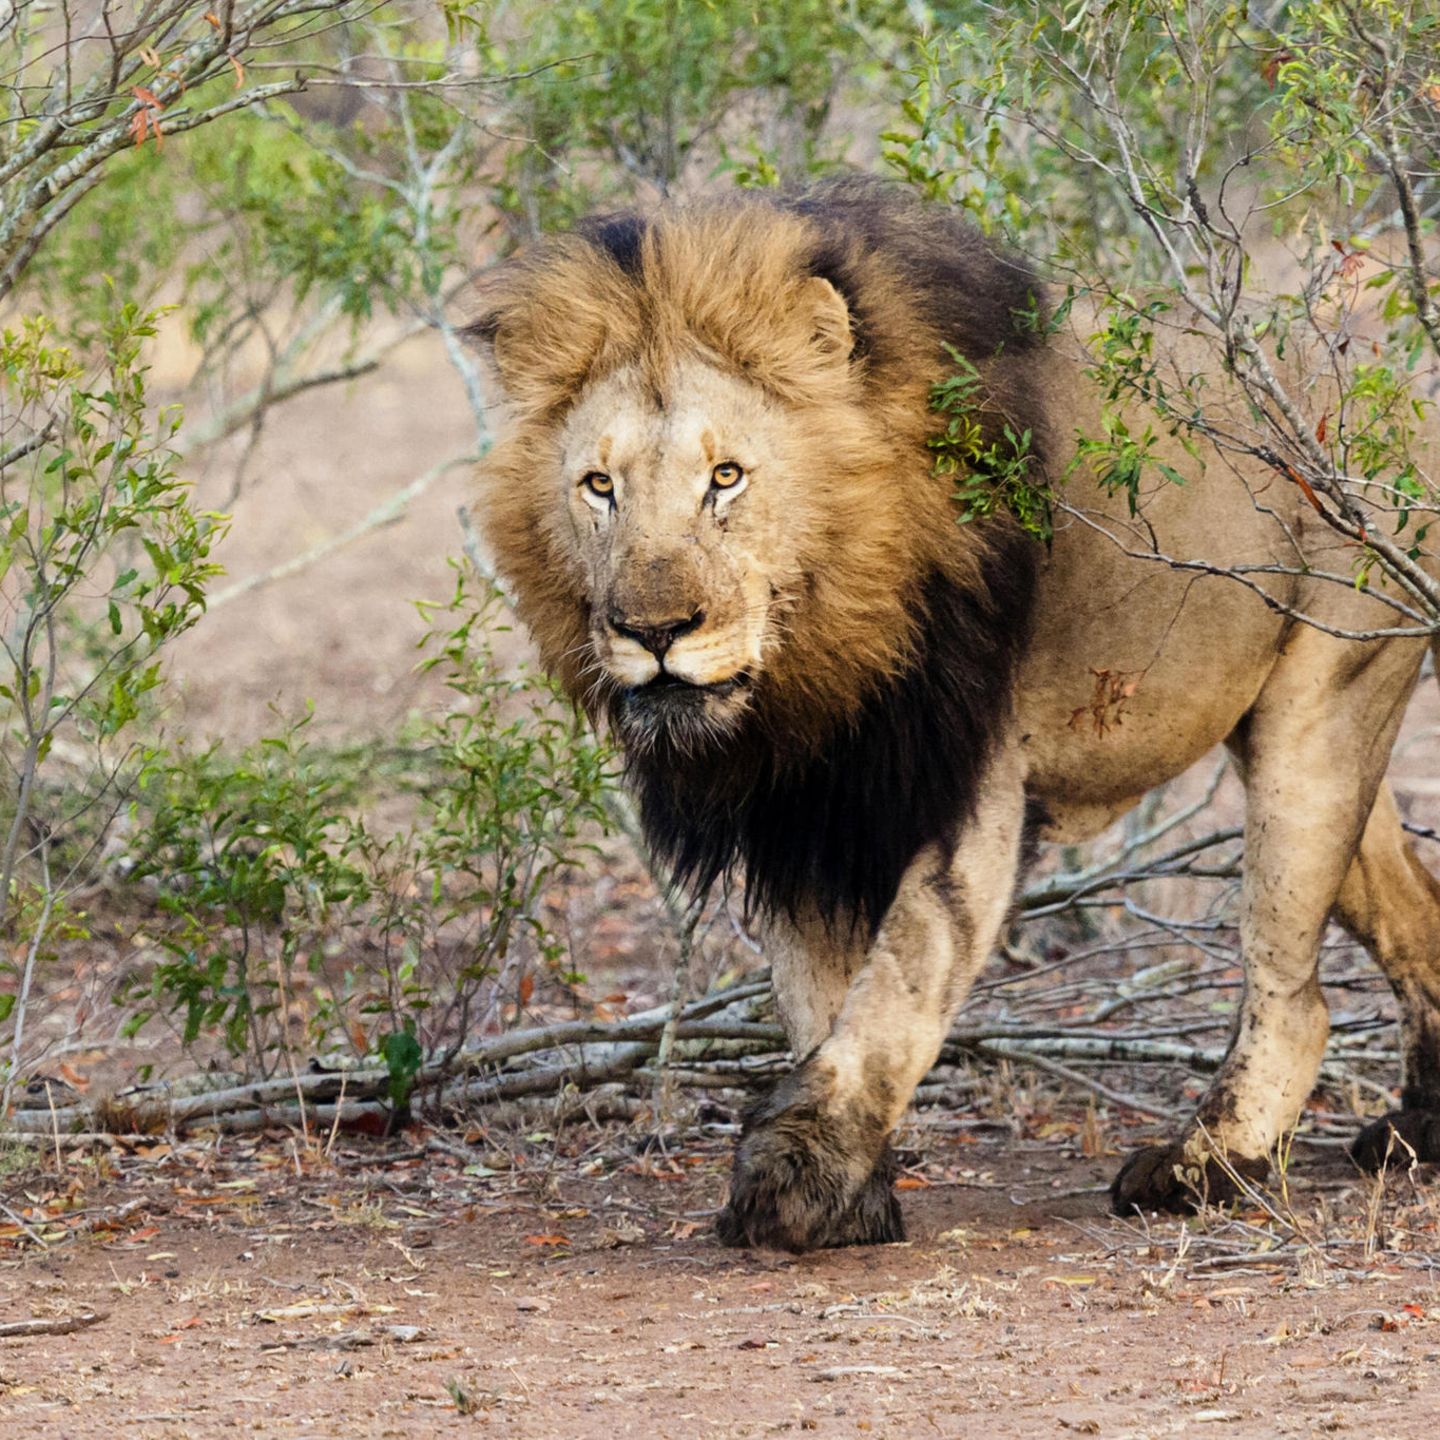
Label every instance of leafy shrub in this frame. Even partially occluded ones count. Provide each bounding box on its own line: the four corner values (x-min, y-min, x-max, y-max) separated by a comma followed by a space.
121, 569, 612, 1077
0, 304, 224, 1109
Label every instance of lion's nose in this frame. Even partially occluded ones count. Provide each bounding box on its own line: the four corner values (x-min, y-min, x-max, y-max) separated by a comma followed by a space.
609, 608, 705, 659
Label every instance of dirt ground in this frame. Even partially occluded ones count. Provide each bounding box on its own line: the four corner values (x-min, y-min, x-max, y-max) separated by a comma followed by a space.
161, 329, 490, 747
5, 1121, 1440, 1440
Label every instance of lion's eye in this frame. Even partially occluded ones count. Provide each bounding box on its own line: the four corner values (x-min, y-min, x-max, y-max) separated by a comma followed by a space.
582, 471, 614, 499
711, 461, 744, 490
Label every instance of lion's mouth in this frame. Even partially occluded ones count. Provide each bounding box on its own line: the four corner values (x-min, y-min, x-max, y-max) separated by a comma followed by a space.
639, 670, 752, 700
615, 670, 754, 752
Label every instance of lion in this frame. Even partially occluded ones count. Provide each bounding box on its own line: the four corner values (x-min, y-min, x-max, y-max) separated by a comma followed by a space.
470, 178, 1440, 1251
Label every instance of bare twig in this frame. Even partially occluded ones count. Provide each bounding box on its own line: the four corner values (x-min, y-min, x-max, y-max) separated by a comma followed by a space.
206, 452, 479, 609
0, 1311, 107, 1339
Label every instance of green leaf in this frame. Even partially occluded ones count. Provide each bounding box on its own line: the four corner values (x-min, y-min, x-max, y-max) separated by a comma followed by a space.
381, 1029, 424, 1110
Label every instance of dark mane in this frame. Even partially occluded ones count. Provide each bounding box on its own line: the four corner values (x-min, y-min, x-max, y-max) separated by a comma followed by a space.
618, 543, 1037, 937
576, 210, 649, 278
615, 182, 1044, 932
787, 178, 1050, 373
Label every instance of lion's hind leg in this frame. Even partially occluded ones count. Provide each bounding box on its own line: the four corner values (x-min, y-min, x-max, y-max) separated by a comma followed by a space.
1112, 625, 1421, 1216
1336, 784, 1440, 1172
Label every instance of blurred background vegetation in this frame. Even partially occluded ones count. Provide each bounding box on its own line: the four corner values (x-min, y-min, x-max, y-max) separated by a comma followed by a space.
1, 0, 1437, 1135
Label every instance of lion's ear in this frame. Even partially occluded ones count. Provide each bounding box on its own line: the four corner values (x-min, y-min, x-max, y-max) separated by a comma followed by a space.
465, 310, 565, 406
464, 248, 641, 409
744, 273, 856, 401
801, 275, 854, 364
462, 301, 603, 409
461, 308, 501, 356
460, 299, 524, 395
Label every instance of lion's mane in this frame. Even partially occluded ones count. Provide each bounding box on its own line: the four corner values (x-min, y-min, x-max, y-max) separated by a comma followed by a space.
473, 180, 1051, 933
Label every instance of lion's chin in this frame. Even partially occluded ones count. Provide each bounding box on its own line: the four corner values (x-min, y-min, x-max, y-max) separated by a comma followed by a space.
614, 672, 753, 757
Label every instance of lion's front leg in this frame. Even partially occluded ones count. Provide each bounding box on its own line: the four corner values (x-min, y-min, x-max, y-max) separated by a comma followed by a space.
717, 748, 1026, 1252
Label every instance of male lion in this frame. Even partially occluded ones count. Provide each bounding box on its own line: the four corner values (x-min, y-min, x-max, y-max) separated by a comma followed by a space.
471, 179, 1440, 1251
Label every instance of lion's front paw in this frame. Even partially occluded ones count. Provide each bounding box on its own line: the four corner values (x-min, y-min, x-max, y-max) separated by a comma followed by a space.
717, 1144, 903, 1252
835, 1153, 906, 1247
1351, 1110, 1440, 1172
715, 1062, 900, 1252
1110, 1142, 1268, 1216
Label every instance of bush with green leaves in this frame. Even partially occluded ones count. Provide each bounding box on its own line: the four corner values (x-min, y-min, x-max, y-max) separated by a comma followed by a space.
929, 345, 1050, 541
887, 1, 1440, 623
485, 0, 911, 226
121, 570, 611, 1079
0, 304, 224, 1111
0, 0, 616, 1100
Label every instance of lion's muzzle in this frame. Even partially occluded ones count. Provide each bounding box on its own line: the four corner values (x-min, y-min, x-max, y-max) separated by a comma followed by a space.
613, 670, 753, 754
599, 594, 762, 698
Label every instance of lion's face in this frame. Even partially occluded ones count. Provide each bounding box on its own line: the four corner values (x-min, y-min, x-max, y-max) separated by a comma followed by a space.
477, 214, 952, 762
558, 355, 814, 752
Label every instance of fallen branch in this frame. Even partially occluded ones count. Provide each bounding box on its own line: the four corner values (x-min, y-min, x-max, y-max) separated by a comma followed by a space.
974, 1040, 1179, 1121
4, 981, 773, 1134
1020, 827, 1244, 915
1, 969, 1401, 1140
0, 1311, 107, 1339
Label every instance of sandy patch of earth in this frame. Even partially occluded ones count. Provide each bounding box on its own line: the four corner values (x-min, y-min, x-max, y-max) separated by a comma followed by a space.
4, 1119, 1440, 1439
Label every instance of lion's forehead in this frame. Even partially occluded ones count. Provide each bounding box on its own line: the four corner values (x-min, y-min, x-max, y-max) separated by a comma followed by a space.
562, 389, 652, 469
562, 362, 774, 485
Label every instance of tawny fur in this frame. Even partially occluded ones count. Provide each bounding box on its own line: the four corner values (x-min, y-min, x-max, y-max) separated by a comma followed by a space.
472, 179, 1440, 1241
473, 188, 1041, 740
